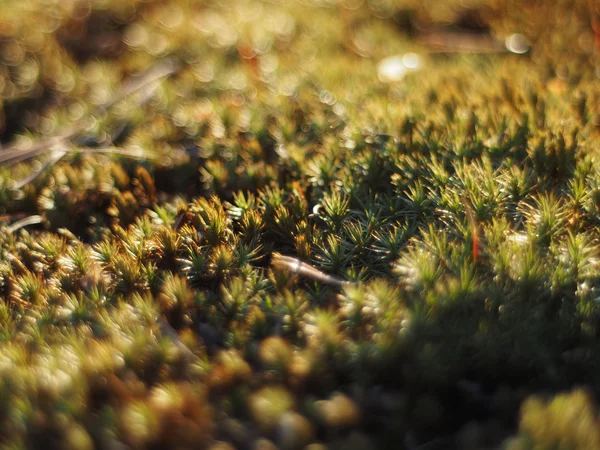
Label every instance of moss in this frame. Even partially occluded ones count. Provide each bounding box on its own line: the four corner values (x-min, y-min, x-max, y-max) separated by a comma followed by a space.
507, 389, 600, 450
1, 0, 600, 448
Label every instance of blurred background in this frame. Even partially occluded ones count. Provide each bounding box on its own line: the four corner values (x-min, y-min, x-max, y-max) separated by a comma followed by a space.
1, 0, 597, 146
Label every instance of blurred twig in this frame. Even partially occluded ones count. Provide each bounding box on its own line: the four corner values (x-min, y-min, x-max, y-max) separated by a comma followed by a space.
11, 149, 67, 190
0, 57, 181, 185
10, 145, 160, 190
157, 316, 201, 363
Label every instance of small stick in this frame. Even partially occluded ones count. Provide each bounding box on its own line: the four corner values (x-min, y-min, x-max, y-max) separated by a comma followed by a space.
0, 213, 27, 223
271, 254, 355, 289
6, 215, 43, 234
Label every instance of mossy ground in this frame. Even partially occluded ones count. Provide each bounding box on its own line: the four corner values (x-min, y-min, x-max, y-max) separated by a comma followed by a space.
1, 0, 600, 449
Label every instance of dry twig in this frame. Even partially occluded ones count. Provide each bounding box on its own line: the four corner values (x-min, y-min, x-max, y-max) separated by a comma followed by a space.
271, 254, 355, 289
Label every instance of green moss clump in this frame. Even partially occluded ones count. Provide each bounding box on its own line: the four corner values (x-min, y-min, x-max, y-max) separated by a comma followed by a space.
507, 389, 600, 450
1, 0, 600, 448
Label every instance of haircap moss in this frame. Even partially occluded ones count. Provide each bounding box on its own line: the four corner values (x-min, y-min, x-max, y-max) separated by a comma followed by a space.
1, 0, 600, 448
